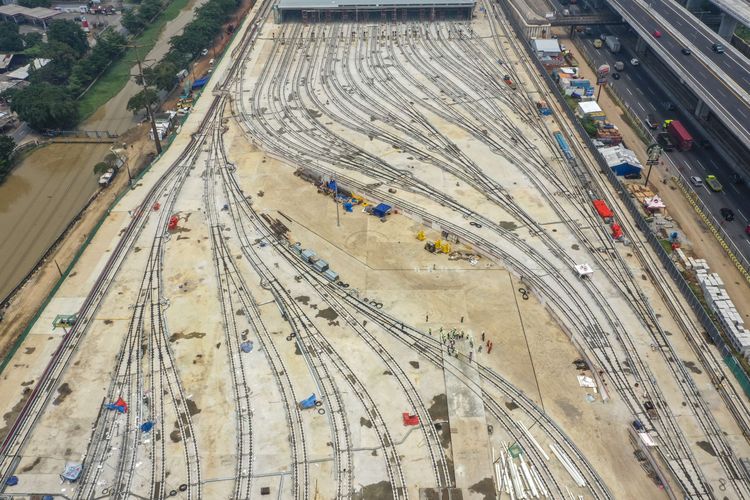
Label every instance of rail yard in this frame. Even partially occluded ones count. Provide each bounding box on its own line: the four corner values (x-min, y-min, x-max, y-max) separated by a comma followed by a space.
1, 0, 750, 498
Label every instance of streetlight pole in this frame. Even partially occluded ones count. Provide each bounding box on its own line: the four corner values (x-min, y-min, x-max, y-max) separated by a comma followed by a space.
130, 44, 162, 155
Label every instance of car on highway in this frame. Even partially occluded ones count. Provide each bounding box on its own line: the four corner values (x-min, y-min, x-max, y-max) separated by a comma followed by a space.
652, 30, 662, 38
593, 39, 603, 49
705, 175, 723, 192
612, 72, 621, 80
681, 47, 692, 56
690, 176, 703, 187
712, 43, 725, 54
630, 58, 640, 66
720, 208, 735, 222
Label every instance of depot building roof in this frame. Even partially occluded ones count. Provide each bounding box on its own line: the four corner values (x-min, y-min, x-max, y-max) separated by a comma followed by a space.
277, 0, 474, 9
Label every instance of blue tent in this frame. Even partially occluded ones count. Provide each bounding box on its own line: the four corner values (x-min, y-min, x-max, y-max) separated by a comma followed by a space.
299, 394, 317, 409
372, 203, 391, 218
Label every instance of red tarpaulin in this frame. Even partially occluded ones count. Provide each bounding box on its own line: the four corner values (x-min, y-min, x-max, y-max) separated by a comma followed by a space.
592, 199, 613, 219
168, 215, 179, 230
402, 413, 419, 426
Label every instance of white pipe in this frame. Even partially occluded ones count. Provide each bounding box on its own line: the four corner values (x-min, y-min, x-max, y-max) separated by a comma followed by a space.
520, 456, 539, 498
531, 464, 550, 498
518, 420, 550, 461
549, 443, 586, 487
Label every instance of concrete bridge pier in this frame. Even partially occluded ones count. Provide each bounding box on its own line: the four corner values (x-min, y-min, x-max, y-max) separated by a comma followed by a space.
685, 0, 702, 10
695, 98, 711, 120
718, 12, 738, 41
635, 36, 648, 55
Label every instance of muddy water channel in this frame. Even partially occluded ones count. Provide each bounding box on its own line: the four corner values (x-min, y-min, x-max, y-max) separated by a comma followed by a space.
0, 143, 110, 301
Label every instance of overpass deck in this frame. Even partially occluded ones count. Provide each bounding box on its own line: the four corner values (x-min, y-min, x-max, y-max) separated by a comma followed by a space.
605, 0, 750, 151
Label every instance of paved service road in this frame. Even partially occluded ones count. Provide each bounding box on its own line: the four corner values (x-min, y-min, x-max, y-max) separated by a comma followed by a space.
576, 37, 750, 264
604, 0, 750, 149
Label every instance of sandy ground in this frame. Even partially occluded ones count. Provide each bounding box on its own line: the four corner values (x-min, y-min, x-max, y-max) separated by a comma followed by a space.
561, 38, 750, 323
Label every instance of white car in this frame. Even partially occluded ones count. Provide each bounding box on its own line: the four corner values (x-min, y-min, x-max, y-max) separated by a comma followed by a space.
690, 176, 703, 187
630, 58, 640, 66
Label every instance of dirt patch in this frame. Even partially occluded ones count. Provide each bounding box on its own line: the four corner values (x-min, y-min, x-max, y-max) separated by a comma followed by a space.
696, 440, 716, 457
428, 393, 448, 422
295, 295, 310, 305
409, 361, 420, 369
498, 221, 518, 231
360, 417, 373, 428
52, 383, 72, 406
169, 331, 206, 342
505, 401, 519, 411
682, 360, 703, 375
185, 399, 201, 417
555, 399, 583, 419
23, 347, 35, 354
20, 456, 41, 473
353, 480, 393, 500
315, 307, 338, 322
469, 477, 495, 500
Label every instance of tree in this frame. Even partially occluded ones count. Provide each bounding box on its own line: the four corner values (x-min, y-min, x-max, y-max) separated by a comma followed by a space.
9, 83, 78, 131
0, 22, 23, 52
138, 0, 163, 21
48, 19, 88, 57
121, 8, 146, 34
22, 32, 44, 49
18, 0, 51, 7
28, 41, 79, 85
142, 61, 178, 91
93, 162, 110, 175
126, 88, 158, 115
0, 135, 17, 181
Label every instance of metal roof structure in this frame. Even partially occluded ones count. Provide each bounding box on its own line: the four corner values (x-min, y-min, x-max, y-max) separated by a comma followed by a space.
277, 0, 473, 10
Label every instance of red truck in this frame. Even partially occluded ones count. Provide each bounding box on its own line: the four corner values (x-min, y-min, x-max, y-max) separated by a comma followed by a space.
666, 120, 693, 151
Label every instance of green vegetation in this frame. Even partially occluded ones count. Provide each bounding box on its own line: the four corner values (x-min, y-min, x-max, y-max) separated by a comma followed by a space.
127, 88, 159, 115
77, 0, 191, 120
658, 239, 674, 254
10, 83, 78, 130
737, 25, 750, 43
18, 0, 51, 7
0, 22, 23, 52
0, 136, 16, 183
581, 116, 598, 137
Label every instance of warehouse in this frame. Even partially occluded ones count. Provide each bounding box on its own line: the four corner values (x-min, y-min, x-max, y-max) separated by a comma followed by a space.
274, 0, 475, 22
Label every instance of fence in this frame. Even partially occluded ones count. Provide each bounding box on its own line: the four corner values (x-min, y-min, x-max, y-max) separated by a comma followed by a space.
496, 0, 750, 397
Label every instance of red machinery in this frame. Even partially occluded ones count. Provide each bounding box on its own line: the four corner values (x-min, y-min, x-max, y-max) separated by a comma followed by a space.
592, 199, 613, 220
168, 215, 179, 230
610, 223, 623, 240
402, 413, 419, 426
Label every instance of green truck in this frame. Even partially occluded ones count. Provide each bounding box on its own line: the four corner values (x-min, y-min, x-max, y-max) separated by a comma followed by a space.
705, 175, 723, 192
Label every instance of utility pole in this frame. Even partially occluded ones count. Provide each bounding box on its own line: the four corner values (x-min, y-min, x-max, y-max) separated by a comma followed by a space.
133, 45, 162, 155
644, 143, 662, 186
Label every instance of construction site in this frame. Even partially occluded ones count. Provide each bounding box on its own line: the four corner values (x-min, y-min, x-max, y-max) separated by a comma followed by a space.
1, 0, 750, 498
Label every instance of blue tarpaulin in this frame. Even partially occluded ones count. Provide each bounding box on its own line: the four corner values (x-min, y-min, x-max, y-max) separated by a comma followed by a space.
61, 463, 82, 482
372, 203, 391, 218
140, 421, 155, 433
6, 476, 18, 486
241, 341, 254, 353
299, 394, 317, 409
105, 397, 128, 413
343, 202, 353, 212
327, 180, 337, 192
191, 78, 208, 89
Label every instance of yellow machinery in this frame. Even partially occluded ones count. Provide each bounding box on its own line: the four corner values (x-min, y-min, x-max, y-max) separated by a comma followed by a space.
434, 240, 451, 253
416, 230, 426, 241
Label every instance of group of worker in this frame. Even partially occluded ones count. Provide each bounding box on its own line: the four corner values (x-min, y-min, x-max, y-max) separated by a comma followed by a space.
427, 325, 494, 363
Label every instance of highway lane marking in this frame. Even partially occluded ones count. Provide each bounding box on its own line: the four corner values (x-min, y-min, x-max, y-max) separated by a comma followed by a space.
694, 159, 705, 171
637, 102, 646, 112
738, 210, 749, 223
626, 87, 633, 96
729, 184, 740, 195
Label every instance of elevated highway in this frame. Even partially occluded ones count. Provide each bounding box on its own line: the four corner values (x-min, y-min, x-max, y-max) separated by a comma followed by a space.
604, 0, 750, 154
